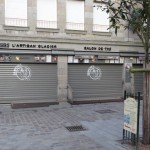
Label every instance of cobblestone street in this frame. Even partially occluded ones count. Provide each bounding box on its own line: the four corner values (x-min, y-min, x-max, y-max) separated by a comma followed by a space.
0, 102, 141, 150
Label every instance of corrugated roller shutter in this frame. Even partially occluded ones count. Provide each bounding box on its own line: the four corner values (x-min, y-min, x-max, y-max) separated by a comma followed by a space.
0, 63, 57, 103
68, 64, 123, 100
133, 64, 143, 94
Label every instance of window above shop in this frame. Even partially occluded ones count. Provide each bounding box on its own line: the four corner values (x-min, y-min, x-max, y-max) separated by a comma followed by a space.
5, 0, 27, 27
93, 3, 109, 32
66, 0, 85, 30
37, 0, 57, 29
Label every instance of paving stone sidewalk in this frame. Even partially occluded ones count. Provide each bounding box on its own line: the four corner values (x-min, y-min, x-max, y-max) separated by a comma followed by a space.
0, 102, 142, 150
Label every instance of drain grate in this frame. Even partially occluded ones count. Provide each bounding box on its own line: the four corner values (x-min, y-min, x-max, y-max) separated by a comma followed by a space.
65, 125, 87, 132
96, 109, 116, 114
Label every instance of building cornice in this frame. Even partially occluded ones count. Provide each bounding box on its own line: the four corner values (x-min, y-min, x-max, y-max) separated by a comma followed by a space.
0, 34, 143, 48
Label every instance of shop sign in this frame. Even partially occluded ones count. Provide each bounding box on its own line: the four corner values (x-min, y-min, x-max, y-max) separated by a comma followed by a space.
98, 55, 119, 60
0, 43, 9, 48
124, 97, 137, 134
84, 46, 111, 51
0, 55, 11, 62
0, 42, 113, 52
0, 54, 48, 63
0, 42, 57, 49
75, 55, 94, 59
11, 44, 57, 49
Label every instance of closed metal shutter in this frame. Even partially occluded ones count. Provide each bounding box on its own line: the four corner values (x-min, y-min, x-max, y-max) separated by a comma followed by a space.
133, 64, 143, 94
0, 63, 57, 103
68, 64, 123, 101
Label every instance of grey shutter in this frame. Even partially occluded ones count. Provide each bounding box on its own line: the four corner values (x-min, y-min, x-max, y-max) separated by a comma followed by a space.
0, 63, 57, 103
68, 64, 123, 101
133, 64, 143, 94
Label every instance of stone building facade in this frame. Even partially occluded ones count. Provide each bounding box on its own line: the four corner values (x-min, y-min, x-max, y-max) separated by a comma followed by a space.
0, 0, 144, 105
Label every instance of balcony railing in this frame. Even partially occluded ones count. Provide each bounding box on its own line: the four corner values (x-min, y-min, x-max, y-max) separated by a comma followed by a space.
93, 24, 109, 32
5, 18, 27, 27
66, 22, 84, 30
37, 20, 57, 28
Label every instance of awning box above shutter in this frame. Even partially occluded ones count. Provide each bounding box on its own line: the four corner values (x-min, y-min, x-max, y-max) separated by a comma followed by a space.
52, 49, 74, 55
0, 49, 52, 54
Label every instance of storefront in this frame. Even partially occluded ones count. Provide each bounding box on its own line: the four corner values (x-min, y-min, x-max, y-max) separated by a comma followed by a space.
0, 41, 145, 104
68, 63, 123, 102
0, 52, 57, 104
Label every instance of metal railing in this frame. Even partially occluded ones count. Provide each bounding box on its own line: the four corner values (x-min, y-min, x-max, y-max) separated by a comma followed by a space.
93, 24, 109, 32
5, 18, 110, 32
37, 20, 57, 28
66, 22, 84, 30
5, 18, 27, 27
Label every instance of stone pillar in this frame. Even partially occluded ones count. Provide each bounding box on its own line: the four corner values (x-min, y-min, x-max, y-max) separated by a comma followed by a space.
0, 0, 5, 30
84, 0, 93, 33
57, 0, 66, 33
27, 0, 36, 32
57, 56, 68, 102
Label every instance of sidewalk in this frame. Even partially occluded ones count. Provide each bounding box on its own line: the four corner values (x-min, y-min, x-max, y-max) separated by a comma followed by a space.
0, 102, 142, 150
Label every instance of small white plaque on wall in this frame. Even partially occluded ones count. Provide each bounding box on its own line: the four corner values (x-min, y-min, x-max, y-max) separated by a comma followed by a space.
46, 55, 52, 62
84, 59, 89, 63
74, 58, 79, 63
68, 56, 73, 63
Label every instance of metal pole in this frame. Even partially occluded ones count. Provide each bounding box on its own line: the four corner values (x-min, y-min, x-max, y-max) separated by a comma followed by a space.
122, 91, 126, 143
136, 92, 141, 150
123, 129, 125, 143
124, 90, 127, 100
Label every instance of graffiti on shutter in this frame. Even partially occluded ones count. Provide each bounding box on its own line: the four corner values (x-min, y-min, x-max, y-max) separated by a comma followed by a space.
87, 65, 102, 80
13, 64, 31, 80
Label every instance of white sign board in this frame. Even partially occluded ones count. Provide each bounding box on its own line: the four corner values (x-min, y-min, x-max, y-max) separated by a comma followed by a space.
124, 97, 137, 134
